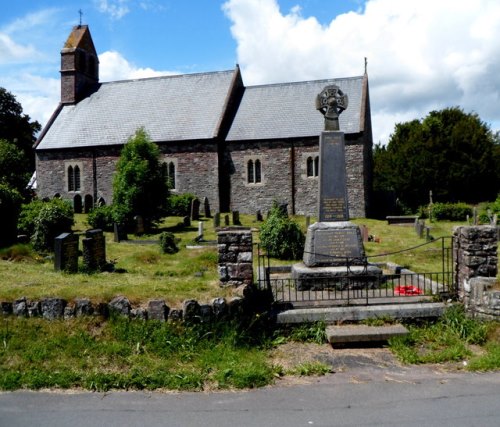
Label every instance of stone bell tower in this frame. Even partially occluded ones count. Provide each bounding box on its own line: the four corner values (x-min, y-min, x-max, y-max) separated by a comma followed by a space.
60, 25, 99, 104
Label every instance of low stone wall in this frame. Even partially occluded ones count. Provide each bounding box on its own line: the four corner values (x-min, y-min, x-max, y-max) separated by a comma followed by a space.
0, 286, 257, 323
217, 227, 253, 287
464, 277, 500, 320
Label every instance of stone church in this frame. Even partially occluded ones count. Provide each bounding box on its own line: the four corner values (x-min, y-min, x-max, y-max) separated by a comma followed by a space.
35, 25, 374, 218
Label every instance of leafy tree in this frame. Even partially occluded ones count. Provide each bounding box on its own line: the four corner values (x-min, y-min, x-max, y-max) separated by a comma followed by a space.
0, 183, 22, 247
0, 139, 30, 193
0, 87, 40, 174
112, 128, 169, 229
374, 107, 500, 210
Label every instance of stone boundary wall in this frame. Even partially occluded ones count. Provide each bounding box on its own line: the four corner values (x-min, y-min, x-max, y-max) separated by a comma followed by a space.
454, 225, 498, 319
0, 286, 257, 323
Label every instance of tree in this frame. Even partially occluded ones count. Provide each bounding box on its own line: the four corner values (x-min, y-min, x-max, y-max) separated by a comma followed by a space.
374, 107, 500, 211
0, 139, 30, 193
0, 183, 22, 247
0, 87, 41, 174
112, 128, 170, 229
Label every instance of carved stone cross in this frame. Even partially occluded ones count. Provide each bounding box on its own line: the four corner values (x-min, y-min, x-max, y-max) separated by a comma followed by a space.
315, 85, 348, 131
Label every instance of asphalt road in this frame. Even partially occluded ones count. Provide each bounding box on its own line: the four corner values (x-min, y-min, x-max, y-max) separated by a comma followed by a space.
1, 366, 499, 427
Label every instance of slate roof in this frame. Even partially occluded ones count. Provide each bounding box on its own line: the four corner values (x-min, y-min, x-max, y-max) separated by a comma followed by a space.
226, 76, 365, 141
36, 70, 237, 150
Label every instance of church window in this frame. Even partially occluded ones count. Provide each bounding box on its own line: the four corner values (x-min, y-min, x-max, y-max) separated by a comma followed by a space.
246, 157, 263, 185
306, 155, 319, 177
67, 163, 82, 192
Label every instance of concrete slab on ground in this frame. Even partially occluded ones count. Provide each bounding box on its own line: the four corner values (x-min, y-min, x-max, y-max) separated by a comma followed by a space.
327, 324, 409, 345
275, 302, 446, 324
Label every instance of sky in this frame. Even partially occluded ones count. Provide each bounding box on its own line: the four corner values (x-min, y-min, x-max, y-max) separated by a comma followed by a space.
1, 0, 499, 145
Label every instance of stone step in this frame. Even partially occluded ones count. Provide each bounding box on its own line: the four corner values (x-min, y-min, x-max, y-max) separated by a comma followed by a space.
275, 302, 446, 324
326, 324, 409, 346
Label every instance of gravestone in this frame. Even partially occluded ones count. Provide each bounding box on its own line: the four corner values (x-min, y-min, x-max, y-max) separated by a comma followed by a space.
256, 210, 263, 222
134, 215, 144, 235
224, 215, 230, 226
54, 232, 79, 273
232, 210, 241, 225
83, 229, 106, 271
198, 221, 204, 240
291, 85, 381, 290
191, 198, 200, 221
113, 223, 128, 242
183, 216, 191, 227
203, 197, 211, 218
213, 212, 221, 228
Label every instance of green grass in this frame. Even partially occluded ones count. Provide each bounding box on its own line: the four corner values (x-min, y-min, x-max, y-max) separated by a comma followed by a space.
0, 315, 280, 391
389, 305, 500, 370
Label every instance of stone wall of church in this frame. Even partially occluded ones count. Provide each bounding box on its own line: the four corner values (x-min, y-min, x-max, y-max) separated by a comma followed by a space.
228, 135, 370, 218
160, 142, 220, 210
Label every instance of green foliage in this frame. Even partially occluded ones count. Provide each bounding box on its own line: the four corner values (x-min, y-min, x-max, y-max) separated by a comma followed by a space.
288, 362, 331, 376
374, 107, 500, 211
0, 317, 277, 391
159, 231, 179, 254
22, 199, 75, 252
0, 244, 36, 262
166, 193, 197, 216
260, 203, 305, 260
87, 205, 116, 231
273, 321, 327, 345
113, 128, 170, 230
389, 305, 491, 366
0, 87, 41, 174
0, 183, 22, 247
0, 139, 30, 196
425, 202, 473, 221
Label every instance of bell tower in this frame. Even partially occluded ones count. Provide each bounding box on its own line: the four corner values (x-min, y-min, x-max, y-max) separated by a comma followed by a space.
60, 25, 99, 104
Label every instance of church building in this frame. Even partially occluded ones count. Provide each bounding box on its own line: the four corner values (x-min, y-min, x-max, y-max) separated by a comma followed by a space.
35, 25, 374, 217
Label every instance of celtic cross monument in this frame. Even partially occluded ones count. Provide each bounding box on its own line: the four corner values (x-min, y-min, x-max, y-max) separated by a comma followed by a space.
291, 85, 382, 290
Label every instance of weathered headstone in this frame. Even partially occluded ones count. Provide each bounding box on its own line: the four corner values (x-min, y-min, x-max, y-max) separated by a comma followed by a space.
256, 210, 263, 222
203, 197, 211, 218
213, 212, 221, 228
198, 221, 204, 240
113, 223, 128, 242
54, 233, 79, 273
134, 215, 145, 235
359, 224, 369, 242
191, 198, 200, 221
183, 216, 191, 227
224, 214, 230, 226
232, 210, 241, 225
83, 229, 106, 271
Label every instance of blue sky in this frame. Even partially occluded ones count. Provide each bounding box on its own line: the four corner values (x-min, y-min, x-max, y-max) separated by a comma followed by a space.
1, 0, 499, 144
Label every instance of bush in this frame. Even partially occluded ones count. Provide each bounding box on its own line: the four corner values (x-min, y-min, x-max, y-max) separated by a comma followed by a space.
0, 184, 22, 247
427, 202, 473, 221
166, 193, 197, 216
20, 199, 74, 252
159, 232, 179, 254
259, 203, 305, 260
87, 205, 115, 231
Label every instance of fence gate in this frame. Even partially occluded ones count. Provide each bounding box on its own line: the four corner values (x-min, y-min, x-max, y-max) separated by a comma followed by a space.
256, 237, 457, 307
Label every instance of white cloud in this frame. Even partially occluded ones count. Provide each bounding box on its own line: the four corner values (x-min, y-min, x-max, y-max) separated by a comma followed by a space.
0, 33, 38, 64
223, 0, 500, 143
99, 51, 177, 81
95, 0, 130, 20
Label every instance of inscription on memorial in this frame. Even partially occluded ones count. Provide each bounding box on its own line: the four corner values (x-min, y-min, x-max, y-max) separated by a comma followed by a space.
314, 228, 363, 262
321, 197, 347, 221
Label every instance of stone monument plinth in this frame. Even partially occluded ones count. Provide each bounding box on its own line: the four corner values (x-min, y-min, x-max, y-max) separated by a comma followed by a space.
291, 86, 382, 291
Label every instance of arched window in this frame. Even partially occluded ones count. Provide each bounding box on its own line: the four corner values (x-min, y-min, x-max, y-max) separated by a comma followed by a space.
306, 157, 314, 177
98, 197, 106, 207
168, 161, 176, 189
247, 160, 254, 183
74, 165, 81, 191
254, 159, 261, 183
68, 166, 74, 191
314, 156, 319, 177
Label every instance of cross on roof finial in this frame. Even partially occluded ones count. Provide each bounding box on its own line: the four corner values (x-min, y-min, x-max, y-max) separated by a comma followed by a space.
78, 9, 83, 27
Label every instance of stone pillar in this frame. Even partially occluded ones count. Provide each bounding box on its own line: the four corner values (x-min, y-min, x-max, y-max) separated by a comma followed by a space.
454, 226, 498, 303
217, 228, 253, 287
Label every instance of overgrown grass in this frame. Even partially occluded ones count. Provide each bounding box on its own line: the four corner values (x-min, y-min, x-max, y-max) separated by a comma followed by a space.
0, 315, 281, 391
389, 305, 500, 370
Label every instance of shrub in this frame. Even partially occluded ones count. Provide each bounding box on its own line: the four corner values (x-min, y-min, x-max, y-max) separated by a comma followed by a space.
0, 184, 22, 247
26, 199, 74, 252
259, 203, 305, 260
87, 205, 115, 231
429, 202, 473, 221
166, 193, 197, 216
159, 232, 179, 254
